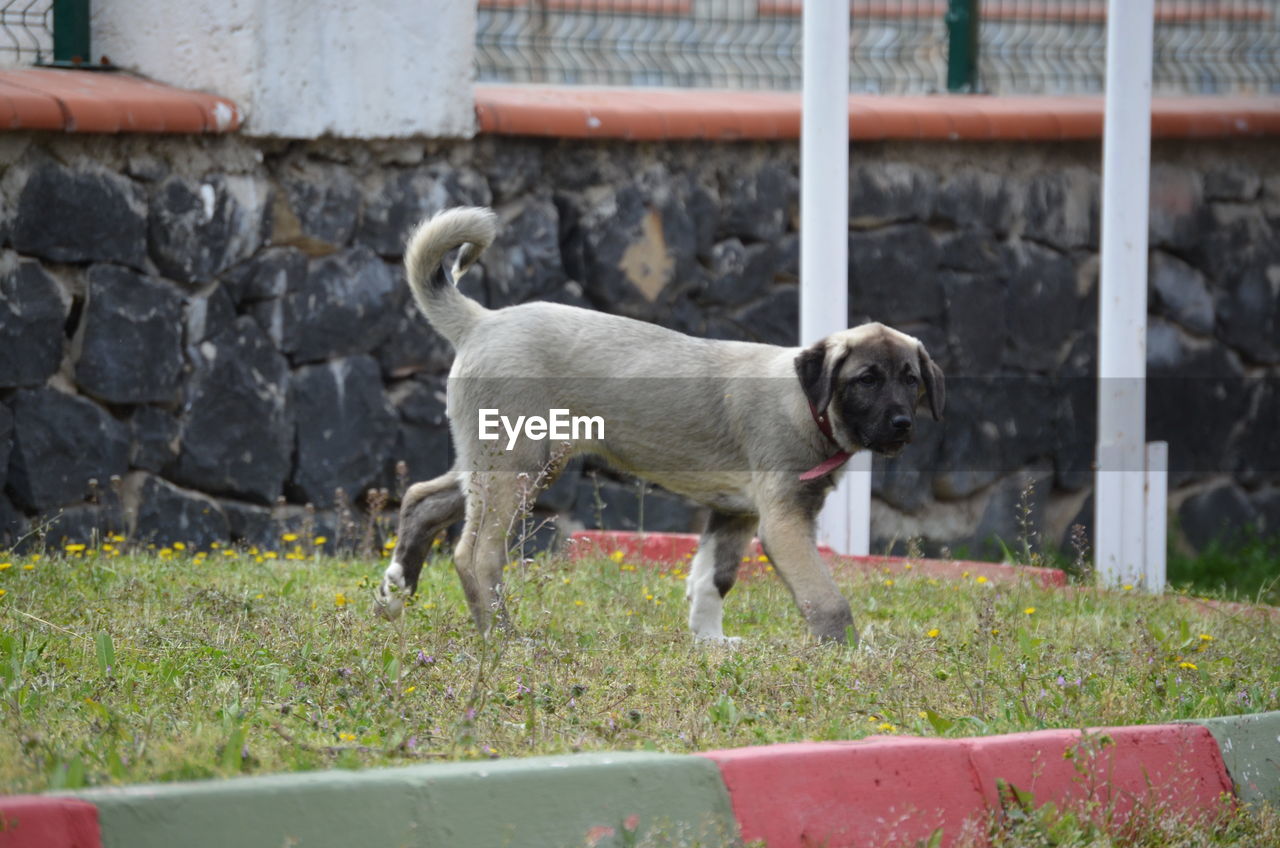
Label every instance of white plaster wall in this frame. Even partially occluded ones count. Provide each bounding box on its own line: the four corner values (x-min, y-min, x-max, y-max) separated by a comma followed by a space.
92, 0, 476, 139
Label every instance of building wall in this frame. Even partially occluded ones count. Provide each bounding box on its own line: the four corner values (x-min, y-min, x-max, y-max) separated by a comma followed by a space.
91, 0, 477, 138
1, 132, 1277, 556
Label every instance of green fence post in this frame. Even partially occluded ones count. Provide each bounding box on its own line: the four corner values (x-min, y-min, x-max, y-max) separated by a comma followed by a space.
946, 0, 980, 93
51, 0, 92, 66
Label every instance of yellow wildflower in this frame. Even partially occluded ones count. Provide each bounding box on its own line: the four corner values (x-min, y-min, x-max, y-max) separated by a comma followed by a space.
1198, 633, 1213, 643
334, 592, 348, 607
281, 533, 299, 542
173, 542, 186, 551
1179, 661, 1198, 671
608, 550, 625, 563
1024, 607, 1036, 615
975, 575, 988, 584
65, 543, 86, 553
0, 562, 10, 571
314, 536, 328, 546
927, 628, 940, 639
1122, 584, 1134, 591
877, 722, 896, 733
403, 686, 416, 695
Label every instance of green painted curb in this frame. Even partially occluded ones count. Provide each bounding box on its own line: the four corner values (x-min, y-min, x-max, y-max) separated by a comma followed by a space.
65, 752, 739, 848
1188, 711, 1280, 805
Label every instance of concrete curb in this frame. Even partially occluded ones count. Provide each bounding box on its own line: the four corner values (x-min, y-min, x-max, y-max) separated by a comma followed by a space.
1188, 712, 1280, 805
701, 724, 1234, 848
567, 529, 1067, 588
60, 752, 736, 848
7, 717, 1275, 847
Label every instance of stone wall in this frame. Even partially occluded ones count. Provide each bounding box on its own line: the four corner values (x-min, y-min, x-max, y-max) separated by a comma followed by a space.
1, 132, 1277, 557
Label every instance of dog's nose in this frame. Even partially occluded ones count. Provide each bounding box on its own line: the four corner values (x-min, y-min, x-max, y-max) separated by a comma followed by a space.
890, 414, 912, 433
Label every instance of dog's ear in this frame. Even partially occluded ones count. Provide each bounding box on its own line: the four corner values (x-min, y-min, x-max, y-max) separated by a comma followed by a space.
917, 342, 945, 421
795, 340, 847, 414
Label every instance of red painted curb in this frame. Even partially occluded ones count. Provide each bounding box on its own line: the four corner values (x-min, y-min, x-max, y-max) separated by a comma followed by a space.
567, 530, 1067, 588
0, 796, 100, 848
700, 725, 1233, 848
700, 737, 987, 848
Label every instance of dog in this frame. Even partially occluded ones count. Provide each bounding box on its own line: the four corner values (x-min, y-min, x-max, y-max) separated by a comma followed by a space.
375, 207, 944, 644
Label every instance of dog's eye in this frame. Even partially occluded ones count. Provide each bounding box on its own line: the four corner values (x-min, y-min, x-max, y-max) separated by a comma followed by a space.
903, 374, 919, 386
859, 373, 878, 385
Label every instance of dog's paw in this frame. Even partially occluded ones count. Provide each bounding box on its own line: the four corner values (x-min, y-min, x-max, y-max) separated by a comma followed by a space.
373, 582, 406, 621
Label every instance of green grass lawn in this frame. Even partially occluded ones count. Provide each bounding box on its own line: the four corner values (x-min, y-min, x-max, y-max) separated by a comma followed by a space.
2, 541, 1278, 843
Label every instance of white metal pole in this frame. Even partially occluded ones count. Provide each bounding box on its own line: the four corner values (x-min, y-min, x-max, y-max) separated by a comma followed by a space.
802, 1, 866, 556
1096, 0, 1155, 588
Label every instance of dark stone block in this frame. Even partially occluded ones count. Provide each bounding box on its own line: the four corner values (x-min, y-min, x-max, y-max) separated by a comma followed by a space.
1148, 165, 1204, 252
356, 163, 491, 257
127, 473, 229, 549
537, 458, 583, 513
220, 499, 276, 549
1204, 165, 1261, 202
1215, 264, 1280, 365
849, 162, 936, 227
12, 162, 147, 269
719, 161, 792, 243
171, 317, 293, 504
224, 246, 307, 306
872, 416, 942, 514
1053, 375, 1095, 492
935, 168, 1018, 234
735, 285, 798, 346
0, 255, 67, 389
42, 503, 126, 548
0, 494, 25, 549
937, 231, 1012, 277
0, 403, 11, 493
279, 160, 361, 249
1003, 241, 1081, 372
483, 198, 567, 307
6, 387, 129, 512
1252, 488, 1280, 537
184, 283, 237, 346
571, 476, 698, 533
129, 406, 180, 474
374, 281, 455, 378
932, 386, 1003, 501
847, 224, 943, 326
386, 376, 453, 485
290, 355, 398, 508
282, 246, 399, 363
1024, 167, 1099, 250
1235, 375, 1280, 483
74, 265, 186, 405
562, 185, 675, 318
1146, 318, 1250, 485
1178, 483, 1259, 552
1149, 251, 1214, 336
967, 467, 1053, 560
695, 239, 776, 307
941, 271, 1006, 375
148, 175, 264, 286
1191, 205, 1276, 294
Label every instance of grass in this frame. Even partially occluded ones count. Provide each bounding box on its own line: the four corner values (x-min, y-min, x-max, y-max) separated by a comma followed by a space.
1169, 533, 1280, 608
1, 539, 1278, 845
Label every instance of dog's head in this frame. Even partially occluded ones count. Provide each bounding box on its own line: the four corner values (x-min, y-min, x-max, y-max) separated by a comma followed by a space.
794, 322, 944, 457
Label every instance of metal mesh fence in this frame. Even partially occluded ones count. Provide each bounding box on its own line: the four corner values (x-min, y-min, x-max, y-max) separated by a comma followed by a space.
475, 0, 1280, 95
0, 0, 52, 66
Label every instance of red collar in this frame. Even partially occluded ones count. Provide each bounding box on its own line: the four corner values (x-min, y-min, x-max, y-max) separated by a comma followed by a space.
800, 401, 852, 481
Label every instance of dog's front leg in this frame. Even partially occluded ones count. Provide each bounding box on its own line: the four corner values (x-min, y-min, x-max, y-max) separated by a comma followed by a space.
757, 507, 856, 644
685, 512, 757, 644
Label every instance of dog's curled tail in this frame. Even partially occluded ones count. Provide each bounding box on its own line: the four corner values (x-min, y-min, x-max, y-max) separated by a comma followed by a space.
403, 206, 499, 345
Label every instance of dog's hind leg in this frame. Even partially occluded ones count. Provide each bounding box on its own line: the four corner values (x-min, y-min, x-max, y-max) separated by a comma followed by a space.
375, 469, 466, 620
453, 470, 524, 635
685, 512, 758, 644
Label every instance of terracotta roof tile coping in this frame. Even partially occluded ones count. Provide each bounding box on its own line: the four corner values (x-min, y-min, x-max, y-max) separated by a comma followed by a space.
475, 84, 1280, 141
0, 68, 240, 134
